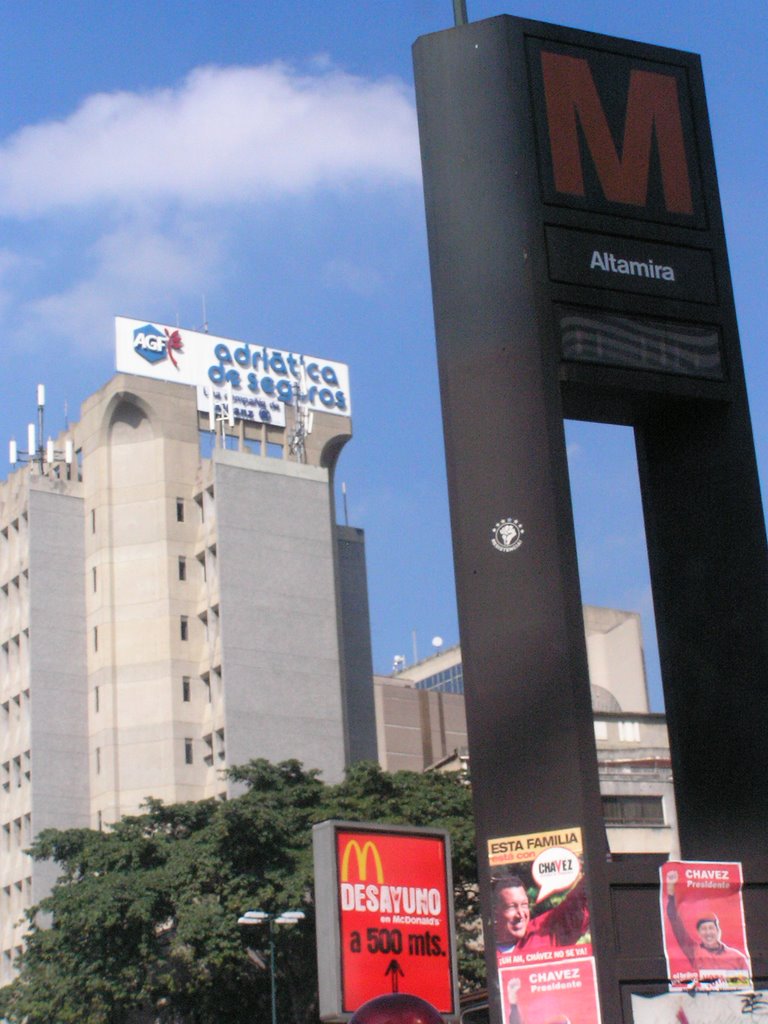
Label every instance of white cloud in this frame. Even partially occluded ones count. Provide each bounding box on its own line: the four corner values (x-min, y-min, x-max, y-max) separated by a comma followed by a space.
323, 257, 384, 296
0, 62, 420, 216
16, 217, 224, 351
0, 247, 42, 324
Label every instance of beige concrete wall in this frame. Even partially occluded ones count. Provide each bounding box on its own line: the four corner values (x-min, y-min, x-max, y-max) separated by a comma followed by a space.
79, 377, 209, 821
374, 676, 467, 772
0, 465, 88, 984
584, 605, 649, 713
376, 643, 678, 856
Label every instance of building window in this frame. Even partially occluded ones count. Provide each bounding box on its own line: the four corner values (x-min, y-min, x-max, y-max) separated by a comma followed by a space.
182, 677, 191, 702
178, 556, 187, 581
414, 662, 464, 695
95, 747, 101, 774
92, 566, 97, 592
203, 733, 214, 766
91, 509, 96, 533
94, 686, 100, 712
184, 739, 194, 764
97, 810, 103, 831
618, 720, 641, 742
176, 498, 185, 523
180, 616, 188, 641
602, 795, 664, 826
93, 626, 98, 652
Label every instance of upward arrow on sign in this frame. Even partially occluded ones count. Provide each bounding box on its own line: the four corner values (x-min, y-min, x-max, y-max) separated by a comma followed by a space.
385, 960, 405, 993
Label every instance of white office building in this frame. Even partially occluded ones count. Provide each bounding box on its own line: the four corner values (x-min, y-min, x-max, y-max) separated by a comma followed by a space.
0, 319, 376, 983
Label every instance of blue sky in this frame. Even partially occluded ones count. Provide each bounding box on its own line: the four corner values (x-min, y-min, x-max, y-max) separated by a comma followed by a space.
1, 1, 766, 709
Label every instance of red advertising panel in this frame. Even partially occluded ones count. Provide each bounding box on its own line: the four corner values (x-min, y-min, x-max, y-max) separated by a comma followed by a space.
660, 861, 752, 992
499, 958, 601, 1024
335, 826, 455, 1014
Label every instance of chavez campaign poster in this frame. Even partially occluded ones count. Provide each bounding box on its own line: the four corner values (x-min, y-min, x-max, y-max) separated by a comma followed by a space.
488, 827, 601, 1024
660, 861, 752, 992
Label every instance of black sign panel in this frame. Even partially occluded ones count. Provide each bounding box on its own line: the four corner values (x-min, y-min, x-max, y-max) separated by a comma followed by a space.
546, 226, 717, 303
415, 15, 768, 1024
527, 37, 706, 229
558, 306, 723, 379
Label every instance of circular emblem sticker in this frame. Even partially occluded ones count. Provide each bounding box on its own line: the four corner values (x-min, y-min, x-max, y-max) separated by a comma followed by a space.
491, 518, 524, 553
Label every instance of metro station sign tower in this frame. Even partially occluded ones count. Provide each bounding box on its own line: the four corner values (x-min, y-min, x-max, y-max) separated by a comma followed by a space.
414, 15, 768, 1021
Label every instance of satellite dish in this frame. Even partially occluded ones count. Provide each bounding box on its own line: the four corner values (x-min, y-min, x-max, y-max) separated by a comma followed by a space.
432, 636, 443, 649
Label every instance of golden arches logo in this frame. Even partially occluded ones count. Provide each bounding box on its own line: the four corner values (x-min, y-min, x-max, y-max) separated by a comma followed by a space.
340, 839, 384, 883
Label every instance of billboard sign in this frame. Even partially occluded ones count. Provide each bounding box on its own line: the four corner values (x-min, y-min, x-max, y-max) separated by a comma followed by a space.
115, 316, 351, 427
660, 861, 752, 992
489, 827, 600, 1024
313, 820, 458, 1021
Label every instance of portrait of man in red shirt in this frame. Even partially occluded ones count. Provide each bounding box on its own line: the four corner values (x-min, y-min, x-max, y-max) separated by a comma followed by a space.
494, 874, 590, 956
665, 870, 750, 975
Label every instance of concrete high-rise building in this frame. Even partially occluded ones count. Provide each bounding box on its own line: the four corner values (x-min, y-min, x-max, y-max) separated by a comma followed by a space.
0, 321, 376, 983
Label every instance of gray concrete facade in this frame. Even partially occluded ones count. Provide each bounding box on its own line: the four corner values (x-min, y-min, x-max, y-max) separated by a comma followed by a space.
28, 486, 90, 903
213, 451, 348, 786
334, 525, 378, 764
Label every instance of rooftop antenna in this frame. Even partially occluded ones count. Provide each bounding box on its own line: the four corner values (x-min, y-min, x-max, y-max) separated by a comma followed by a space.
206, 383, 236, 448
411, 629, 419, 665
393, 655, 406, 673
453, 0, 468, 26
9, 384, 73, 478
288, 364, 313, 463
202, 294, 209, 334
341, 481, 349, 526
207, 387, 216, 444
36, 384, 44, 471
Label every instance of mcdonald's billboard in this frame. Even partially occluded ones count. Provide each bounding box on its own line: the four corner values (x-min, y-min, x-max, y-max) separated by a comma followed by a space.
313, 820, 459, 1020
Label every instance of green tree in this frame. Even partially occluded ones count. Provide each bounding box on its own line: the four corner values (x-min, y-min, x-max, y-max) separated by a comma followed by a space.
0, 761, 482, 1024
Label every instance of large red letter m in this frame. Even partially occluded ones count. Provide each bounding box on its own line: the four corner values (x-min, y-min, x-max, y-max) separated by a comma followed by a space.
541, 51, 693, 215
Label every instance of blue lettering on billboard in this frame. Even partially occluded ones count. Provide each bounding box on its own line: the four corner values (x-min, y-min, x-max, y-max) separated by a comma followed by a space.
208, 344, 347, 413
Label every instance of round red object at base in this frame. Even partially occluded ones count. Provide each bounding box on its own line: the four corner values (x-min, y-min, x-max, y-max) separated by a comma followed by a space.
349, 993, 444, 1024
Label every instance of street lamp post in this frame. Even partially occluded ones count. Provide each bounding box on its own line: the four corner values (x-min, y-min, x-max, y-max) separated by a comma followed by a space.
237, 909, 305, 1024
